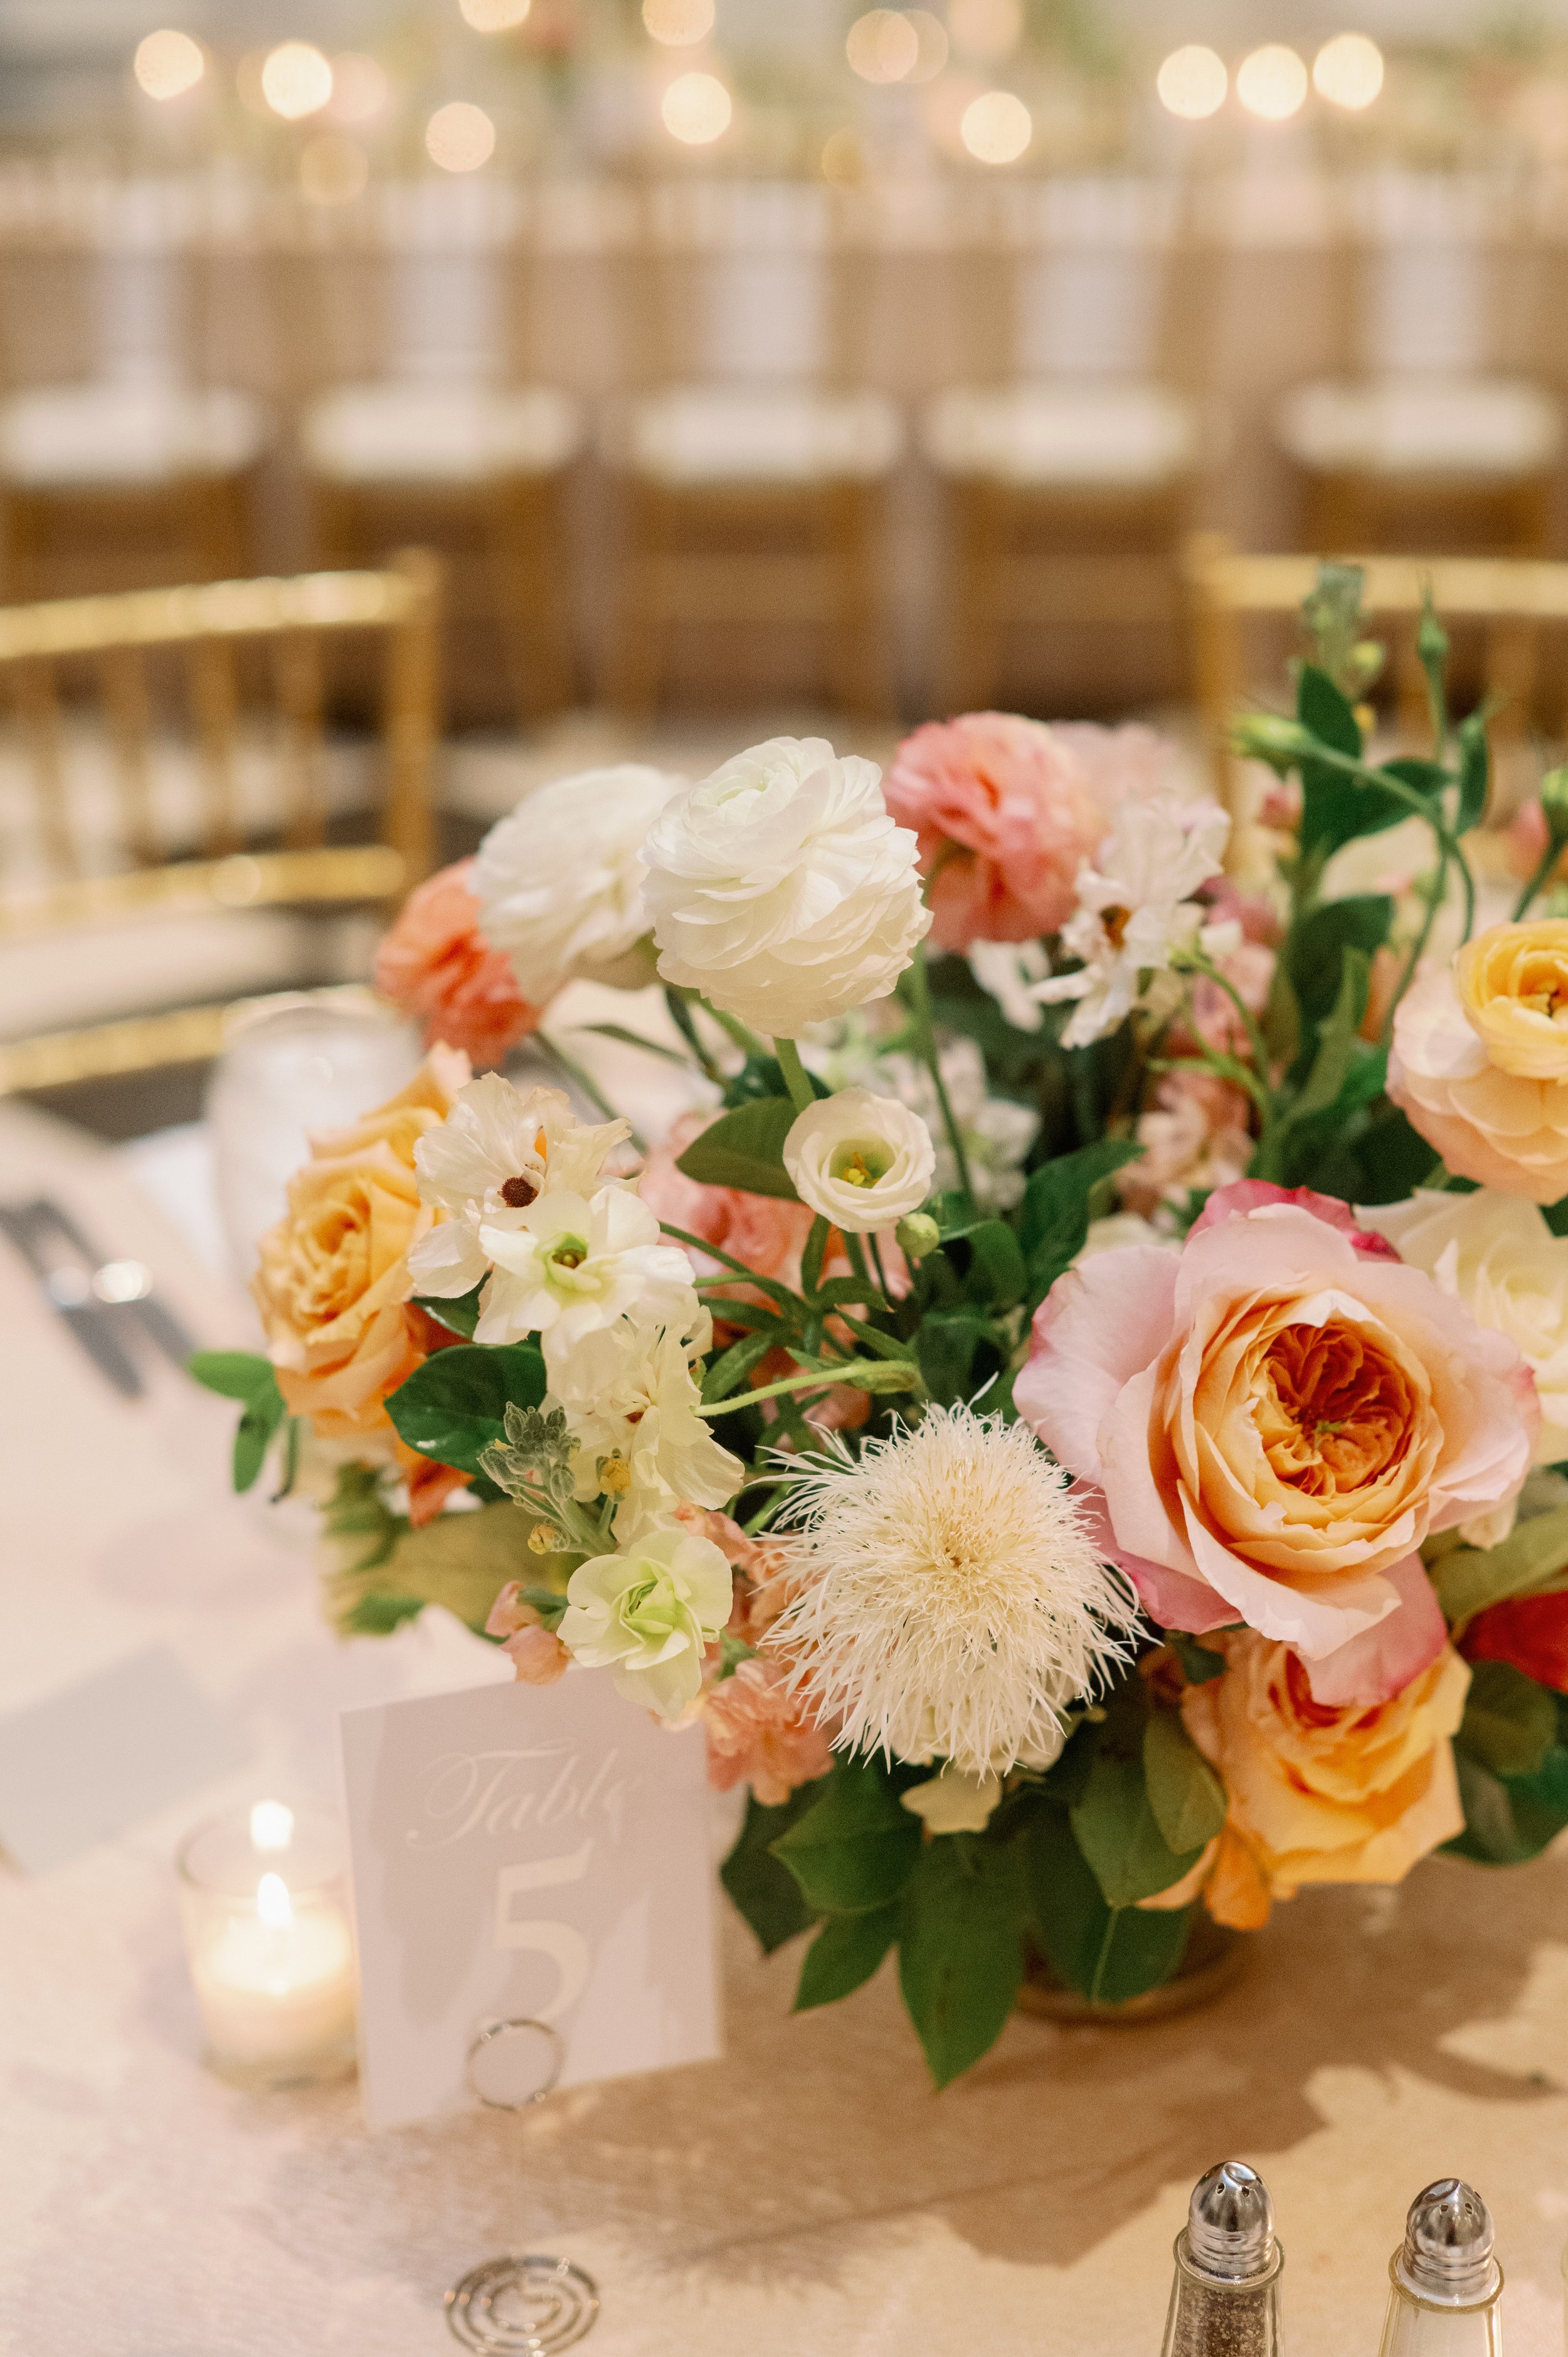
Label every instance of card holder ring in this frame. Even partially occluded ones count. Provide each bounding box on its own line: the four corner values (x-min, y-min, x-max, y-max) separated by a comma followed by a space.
465, 2015, 564, 2112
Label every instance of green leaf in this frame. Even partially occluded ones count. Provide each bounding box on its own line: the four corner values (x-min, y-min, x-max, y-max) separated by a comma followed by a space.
187, 1349, 278, 1403
1457, 1661, 1559, 1779
914, 1308, 1006, 1408
1446, 1742, 1568, 1865
720, 1051, 830, 1110
676, 1098, 800, 1201
931, 1218, 1027, 1311
1069, 1689, 1207, 1907
579, 1021, 692, 1067
701, 1327, 780, 1403
1143, 1710, 1227, 1857
1291, 949, 1369, 1118
1431, 1504, 1568, 1629
411, 1285, 484, 1341
1019, 1140, 1145, 1299
897, 1834, 1027, 2087
384, 1342, 548, 1476
323, 1497, 543, 1636
1285, 895, 1394, 1032
1456, 710, 1490, 833
339, 1592, 426, 1636
793, 1904, 898, 2011
770, 1756, 921, 1915
233, 1386, 287, 1492
801, 1212, 830, 1299
1298, 661, 1362, 757
1025, 1807, 1190, 2004
722, 1785, 824, 1954
1170, 1634, 1227, 1684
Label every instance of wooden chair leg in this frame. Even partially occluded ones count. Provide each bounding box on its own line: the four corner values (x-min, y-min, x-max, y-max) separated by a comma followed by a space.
943, 479, 1000, 716
825, 482, 894, 722
489, 474, 575, 723
186, 473, 250, 582
603, 477, 664, 718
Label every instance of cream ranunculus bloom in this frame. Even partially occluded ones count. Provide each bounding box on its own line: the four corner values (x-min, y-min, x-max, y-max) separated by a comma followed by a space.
558, 1521, 734, 1716
642, 735, 930, 1035
1171, 1630, 1470, 1927
1359, 1188, 1568, 1467
472, 763, 687, 1005
781, 1087, 936, 1234
253, 1047, 469, 1439
1389, 926, 1568, 1203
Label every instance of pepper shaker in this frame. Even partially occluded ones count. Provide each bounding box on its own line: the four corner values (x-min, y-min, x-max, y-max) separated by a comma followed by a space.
1160, 2161, 1284, 2357
1377, 2181, 1503, 2357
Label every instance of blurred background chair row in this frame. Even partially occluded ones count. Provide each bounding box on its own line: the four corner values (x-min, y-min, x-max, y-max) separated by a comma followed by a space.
3, 168, 1567, 722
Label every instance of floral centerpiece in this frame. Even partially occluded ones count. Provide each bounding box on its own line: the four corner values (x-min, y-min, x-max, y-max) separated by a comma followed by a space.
195, 575, 1568, 2087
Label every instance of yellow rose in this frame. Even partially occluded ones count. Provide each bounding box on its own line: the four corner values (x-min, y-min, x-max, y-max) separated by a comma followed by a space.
253, 1046, 468, 1441
1169, 1631, 1470, 1929
1390, 923, 1568, 1201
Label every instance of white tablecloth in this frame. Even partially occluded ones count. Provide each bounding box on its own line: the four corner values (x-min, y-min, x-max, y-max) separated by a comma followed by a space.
2, 1097, 1567, 2357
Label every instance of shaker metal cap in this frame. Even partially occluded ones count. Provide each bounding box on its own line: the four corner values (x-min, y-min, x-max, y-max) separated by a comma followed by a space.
1397, 2180, 1501, 2306
1184, 2162, 1277, 2282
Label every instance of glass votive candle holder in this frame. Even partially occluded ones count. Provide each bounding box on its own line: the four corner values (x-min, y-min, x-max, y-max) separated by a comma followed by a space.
176, 1798, 357, 2090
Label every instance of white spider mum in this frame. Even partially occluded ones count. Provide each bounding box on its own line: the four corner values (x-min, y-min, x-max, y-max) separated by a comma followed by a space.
767, 1406, 1139, 1779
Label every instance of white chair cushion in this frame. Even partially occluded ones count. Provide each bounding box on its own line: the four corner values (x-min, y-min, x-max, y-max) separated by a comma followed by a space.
1275, 377, 1564, 478
0, 383, 267, 488
300, 381, 583, 485
605, 385, 903, 486
921, 381, 1199, 488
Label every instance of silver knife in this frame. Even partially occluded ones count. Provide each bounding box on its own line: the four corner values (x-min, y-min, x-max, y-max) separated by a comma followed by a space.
0, 1203, 145, 1398
24, 1197, 196, 1371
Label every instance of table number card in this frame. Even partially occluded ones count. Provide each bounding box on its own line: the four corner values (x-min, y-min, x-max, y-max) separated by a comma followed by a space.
340, 1668, 721, 2131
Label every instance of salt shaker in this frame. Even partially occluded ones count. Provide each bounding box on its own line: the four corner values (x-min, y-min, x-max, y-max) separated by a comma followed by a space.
1377, 2181, 1503, 2357
1160, 2161, 1284, 2357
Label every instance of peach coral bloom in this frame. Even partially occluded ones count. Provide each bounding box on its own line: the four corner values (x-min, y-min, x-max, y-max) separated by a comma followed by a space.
374, 859, 543, 1068
883, 713, 1176, 952
1015, 1180, 1536, 1701
702, 1659, 834, 1806
1155, 1631, 1470, 1929
253, 1046, 469, 1448
1389, 924, 1568, 1201
486, 1582, 571, 1684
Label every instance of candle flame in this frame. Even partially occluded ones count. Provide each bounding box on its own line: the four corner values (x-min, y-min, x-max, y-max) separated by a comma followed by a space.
250, 1799, 294, 1853
256, 1871, 294, 1931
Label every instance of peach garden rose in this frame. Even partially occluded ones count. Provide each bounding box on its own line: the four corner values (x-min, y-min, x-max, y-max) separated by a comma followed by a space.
1389, 920, 1568, 1202
1015, 1181, 1537, 1702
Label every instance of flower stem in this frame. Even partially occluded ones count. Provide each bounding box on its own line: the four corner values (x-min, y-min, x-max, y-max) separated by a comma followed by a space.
538, 1030, 644, 1149
699, 1359, 921, 1418
1293, 741, 1476, 941
1512, 832, 1565, 922
773, 1036, 818, 1116
904, 938, 977, 1209
701, 998, 769, 1061
1382, 841, 1449, 1043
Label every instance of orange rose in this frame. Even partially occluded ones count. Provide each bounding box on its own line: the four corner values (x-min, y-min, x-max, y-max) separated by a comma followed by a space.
1162, 1631, 1470, 1929
253, 1046, 469, 1447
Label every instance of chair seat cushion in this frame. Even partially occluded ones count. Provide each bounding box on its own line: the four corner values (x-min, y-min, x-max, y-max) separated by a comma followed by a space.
300, 381, 584, 484
1275, 376, 1564, 478
921, 381, 1200, 487
0, 383, 268, 488
605, 385, 903, 485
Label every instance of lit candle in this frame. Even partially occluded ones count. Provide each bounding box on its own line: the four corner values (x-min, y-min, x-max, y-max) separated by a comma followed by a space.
177, 1800, 358, 2088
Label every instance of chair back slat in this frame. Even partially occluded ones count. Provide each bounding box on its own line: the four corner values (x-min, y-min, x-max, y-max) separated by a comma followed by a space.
271, 629, 327, 849
98, 647, 156, 867
184, 637, 241, 857
13, 657, 75, 878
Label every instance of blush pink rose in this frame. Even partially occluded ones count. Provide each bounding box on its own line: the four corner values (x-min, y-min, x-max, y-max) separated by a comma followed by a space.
375, 859, 543, 1069
883, 713, 1177, 952
1015, 1185, 1537, 1702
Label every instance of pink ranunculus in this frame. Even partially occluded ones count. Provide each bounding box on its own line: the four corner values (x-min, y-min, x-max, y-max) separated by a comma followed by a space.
1014, 1188, 1537, 1702
883, 713, 1177, 953
702, 1658, 835, 1806
374, 859, 543, 1069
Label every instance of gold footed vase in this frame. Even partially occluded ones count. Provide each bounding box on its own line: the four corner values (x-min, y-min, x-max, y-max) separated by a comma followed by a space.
1017, 1918, 1246, 2025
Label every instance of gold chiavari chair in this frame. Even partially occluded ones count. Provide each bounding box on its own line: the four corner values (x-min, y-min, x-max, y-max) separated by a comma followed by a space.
1185, 532, 1568, 863
0, 550, 439, 1097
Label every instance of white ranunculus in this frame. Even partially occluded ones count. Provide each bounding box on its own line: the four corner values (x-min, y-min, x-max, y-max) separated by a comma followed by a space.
1358, 1188, 1567, 1465
549, 1306, 745, 1516
473, 763, 687, 1005
557, 1521, 734, 1717
473, 1184, 694, 1357
409, 1076, 630, 1297
642, 735, 930, 1035
782, 1087, 936, 1234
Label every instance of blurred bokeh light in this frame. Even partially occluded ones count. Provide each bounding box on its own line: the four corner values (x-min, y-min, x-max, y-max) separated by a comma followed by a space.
1236, 44, 1308, 122
459, 0, 532, 26
643, 0, 715, 46
1157, 45, 1227, 121
426, 100, 496, 170
1313, 33, 1385, 111
133, 29, 205, 101
661, 70, 731, 144
847, 12, 919, 86
260, 42, 333, 121
960, 88, 1031, 163
946, 0, 1022, 63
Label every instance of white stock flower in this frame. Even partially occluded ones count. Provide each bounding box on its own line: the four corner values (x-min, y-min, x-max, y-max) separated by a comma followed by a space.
474, 1185, 694, 1356
968, 939, 1050, 1035
782, 1087, 935, 1234
558, 1520, 734, 1717
1358, 1188, 1568, 1466
549, 1307, 745, 1515
408, 1076, 630, 1298
1036, 794, 1234, 1050
642, 735, 930, 1035
766, 1405, 1140, 1779
474, 763, 687, 1004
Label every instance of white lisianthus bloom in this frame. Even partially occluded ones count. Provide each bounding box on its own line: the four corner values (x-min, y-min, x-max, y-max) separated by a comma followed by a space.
408, 1076, 630, 1299
642, 735, 930, 1035
1036, 794, 1236, 1051
782, 1087, 935, 1234
473, 763, 687, 1005
1358, 1188, 1568, 1466
549, 1306, 745, 1515
557, 1521, 734, 1717
473, 1185, 694, 1356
